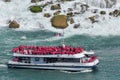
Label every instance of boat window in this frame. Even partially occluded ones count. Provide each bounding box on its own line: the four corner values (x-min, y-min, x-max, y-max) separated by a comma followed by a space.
85, 54, 91, 57
72, 58, 80, 62
18, 57, 30, 63
44, 58, 57, 63
44, 58, 80, 63
63, 58, 80, 62
35, 57, 39, 61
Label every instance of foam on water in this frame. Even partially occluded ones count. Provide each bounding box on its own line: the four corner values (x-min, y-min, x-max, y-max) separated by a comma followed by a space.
0, 64, 7, 68
20, 36, 27, 40
0, 0, 120, 36
60, 69, 93, 74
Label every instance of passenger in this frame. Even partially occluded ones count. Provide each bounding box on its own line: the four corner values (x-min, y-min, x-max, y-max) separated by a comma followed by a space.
13, 57, 18, 62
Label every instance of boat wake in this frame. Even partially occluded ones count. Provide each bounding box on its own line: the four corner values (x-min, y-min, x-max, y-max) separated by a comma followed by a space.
43, 36, 64, 41
60, 69, 93, 74
25, 34, 71, 42
0, 64, 7, 68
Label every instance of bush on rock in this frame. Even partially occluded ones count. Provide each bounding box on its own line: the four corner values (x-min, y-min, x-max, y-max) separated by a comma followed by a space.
100, 11, 106, 15
30, 5, 42, 13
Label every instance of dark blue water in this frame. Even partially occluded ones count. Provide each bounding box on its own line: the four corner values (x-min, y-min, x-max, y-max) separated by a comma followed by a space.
0, 28, 120, 80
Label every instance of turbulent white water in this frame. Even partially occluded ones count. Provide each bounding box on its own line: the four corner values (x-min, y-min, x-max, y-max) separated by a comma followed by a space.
0, 0, 120, 36
82, 0, 117, 8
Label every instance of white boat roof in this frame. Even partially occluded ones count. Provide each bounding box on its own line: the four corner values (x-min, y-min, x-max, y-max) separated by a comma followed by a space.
13, 53, 85, 58
83, 51, 94, 55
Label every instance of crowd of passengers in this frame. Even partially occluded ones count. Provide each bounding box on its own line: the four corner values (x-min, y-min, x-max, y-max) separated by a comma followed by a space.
12, 45, 83, 55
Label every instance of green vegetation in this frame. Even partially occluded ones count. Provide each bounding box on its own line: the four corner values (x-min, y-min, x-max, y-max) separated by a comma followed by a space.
100, 11, 106, 15
30, 5, 42, 13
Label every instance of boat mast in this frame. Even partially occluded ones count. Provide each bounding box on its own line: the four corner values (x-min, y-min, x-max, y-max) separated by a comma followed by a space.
61, 29, 65, 48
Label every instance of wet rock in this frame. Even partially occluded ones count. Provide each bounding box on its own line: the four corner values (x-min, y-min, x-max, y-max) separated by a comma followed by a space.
109, 9, 120, 17
44, 13, 51, 18
70, 18, 74, 24
113, 10, 120, 17
51, 4, 61, 10
73, 2, 89, 13
67, 12, 74, 17
74, 11, 80, 15
9, 20, 20, 28
80, 4, 89, 13
60, 0, 73, 1
89, 16, 99, 23
53, 11, 61, 16
109, 12, 113, 16
4, 0, 11, 2
51, 15, 68, 29
31, 0, 40, 3
67, 8, 73, 12
41, 3, 49, 8
73, 23, 80, 29
91, 9, 98, 13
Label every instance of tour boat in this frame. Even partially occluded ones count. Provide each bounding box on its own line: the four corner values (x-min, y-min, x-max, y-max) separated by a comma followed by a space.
7, 45, 99, 71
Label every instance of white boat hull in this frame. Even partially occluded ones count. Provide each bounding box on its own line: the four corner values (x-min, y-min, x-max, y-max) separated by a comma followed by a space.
8, 64, 97, 71
7, 59, 99, 71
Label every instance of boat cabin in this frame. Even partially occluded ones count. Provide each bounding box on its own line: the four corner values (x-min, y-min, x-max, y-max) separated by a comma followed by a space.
12, 53, 96, 64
